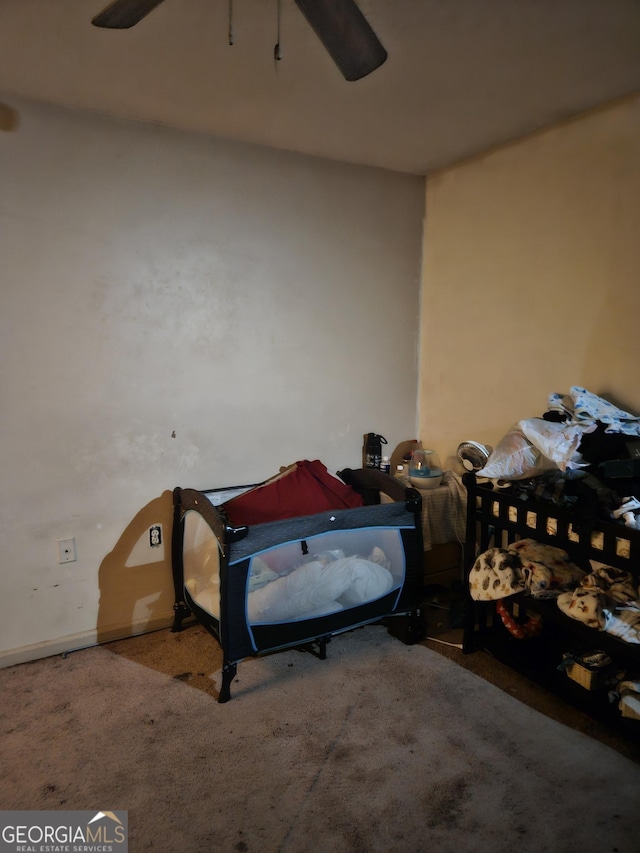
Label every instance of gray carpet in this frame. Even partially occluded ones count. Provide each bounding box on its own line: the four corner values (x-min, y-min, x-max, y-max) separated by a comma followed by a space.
1, 625, 639, 853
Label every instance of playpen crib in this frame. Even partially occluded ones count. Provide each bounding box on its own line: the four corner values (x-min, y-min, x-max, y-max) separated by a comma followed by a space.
171, 467, 426, 702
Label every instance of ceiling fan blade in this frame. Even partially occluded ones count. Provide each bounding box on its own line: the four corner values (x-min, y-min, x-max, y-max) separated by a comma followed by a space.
295, 0, 387, 81
92, 0, 167, 29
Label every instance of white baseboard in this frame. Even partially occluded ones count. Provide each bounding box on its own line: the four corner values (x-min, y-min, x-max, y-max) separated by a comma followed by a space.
0, 612, 175, 669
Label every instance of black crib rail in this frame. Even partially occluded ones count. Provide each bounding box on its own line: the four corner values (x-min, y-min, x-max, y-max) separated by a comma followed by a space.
463, 473, 639, 574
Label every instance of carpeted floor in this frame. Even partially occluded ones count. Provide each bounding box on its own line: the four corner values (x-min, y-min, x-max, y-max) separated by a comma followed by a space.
106, 608, 640, 766
2, 622, 640, 853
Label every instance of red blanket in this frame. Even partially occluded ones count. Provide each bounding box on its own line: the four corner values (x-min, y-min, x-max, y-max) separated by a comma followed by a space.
223, 460, 364, 526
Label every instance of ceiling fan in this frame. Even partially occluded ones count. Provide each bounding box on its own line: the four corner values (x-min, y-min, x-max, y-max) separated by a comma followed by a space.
91, 0, 388, 82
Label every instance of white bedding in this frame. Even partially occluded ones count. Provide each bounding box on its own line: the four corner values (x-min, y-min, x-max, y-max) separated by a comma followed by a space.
186, 555, 395, 625
247, 556, 394, 624
477, 387, 640, 485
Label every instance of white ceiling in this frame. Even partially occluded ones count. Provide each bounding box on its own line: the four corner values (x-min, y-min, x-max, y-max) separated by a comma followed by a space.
1, 0, 639, 174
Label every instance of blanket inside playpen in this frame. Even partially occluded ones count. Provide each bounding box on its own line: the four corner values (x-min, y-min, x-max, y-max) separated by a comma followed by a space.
222, 459, 364, 526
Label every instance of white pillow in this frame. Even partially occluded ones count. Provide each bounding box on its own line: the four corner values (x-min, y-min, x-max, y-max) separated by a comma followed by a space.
477, 425, 557, 481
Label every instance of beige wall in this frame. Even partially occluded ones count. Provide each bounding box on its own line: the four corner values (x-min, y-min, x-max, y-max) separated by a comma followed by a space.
0, 96, 425, 664
419, 94, 640, 470
6, 90, 638, 665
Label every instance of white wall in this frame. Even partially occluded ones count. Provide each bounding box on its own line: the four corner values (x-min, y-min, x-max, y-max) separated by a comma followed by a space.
419, 94, 640, 469
0, 96, 425, 663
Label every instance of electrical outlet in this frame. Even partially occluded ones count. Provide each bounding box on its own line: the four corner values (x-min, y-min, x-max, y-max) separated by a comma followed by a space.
149, 524, 162, 548
58, 537, 76, 564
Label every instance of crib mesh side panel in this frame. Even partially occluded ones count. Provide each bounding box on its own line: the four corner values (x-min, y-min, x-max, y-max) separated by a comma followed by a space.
224, 500, 422, 661
182, 510, 223, 623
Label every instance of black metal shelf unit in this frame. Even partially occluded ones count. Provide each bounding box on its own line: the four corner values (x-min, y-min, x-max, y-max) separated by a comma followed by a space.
462, 473, 640, 736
